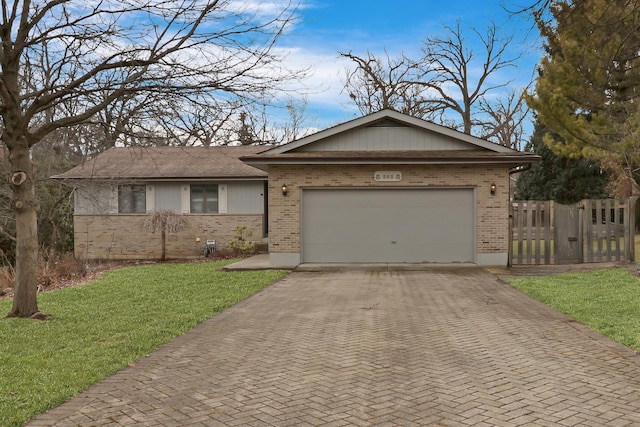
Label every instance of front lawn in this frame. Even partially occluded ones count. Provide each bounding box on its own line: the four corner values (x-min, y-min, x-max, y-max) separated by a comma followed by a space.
0, 260, 288, 427
506, 267, 640, 352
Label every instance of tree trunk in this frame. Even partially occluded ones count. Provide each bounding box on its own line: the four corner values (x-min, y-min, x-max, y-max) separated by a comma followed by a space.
463, 101, 472, 135
7, 143, 41, 318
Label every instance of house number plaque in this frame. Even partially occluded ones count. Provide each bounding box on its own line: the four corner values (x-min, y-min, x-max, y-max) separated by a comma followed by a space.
374, 171, 402, 182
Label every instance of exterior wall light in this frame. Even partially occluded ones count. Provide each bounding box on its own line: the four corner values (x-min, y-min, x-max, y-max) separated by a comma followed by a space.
490, 183, 497, 195
282, 183, 288, 196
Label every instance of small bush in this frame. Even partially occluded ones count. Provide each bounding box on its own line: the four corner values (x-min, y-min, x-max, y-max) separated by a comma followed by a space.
225, 226, 256, 254
0, 250, 89, 295
207, 248, 244, 260
38, 250, 87, 289
0, 266, 13, 295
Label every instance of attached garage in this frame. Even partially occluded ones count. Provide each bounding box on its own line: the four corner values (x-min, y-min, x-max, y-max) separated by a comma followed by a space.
241, 109, 540, 268
301, 188, 475, 263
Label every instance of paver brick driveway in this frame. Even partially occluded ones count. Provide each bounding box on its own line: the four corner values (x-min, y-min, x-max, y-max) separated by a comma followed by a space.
29, 268, 640, 426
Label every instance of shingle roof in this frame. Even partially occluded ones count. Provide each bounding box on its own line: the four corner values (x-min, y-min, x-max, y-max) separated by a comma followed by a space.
54, 146, 268, 180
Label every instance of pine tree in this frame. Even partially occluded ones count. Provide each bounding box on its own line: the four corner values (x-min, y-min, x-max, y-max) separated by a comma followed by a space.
514, 121, 608, 204
526, 0, 640, 196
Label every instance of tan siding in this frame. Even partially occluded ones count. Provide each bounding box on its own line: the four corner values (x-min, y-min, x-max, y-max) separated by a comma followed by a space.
154, 183, 182, 211
227, 181, 265, 214
294, 127, 474, 152
268, 164, 509, 258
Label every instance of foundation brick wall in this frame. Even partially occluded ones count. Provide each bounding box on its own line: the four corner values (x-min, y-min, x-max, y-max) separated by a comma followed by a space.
74, 214, 263, 260
268, 164, 510, 257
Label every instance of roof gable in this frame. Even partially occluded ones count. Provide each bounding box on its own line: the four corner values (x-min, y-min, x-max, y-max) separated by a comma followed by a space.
54, 146, 268, 181
263, 109, 517, 154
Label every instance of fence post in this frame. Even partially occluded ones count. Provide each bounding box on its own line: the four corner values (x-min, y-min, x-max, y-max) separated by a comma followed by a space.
517, 201, 524, 265
534, 201, 542, 264
614, 199, 622, 260
544, 200, 552, 264
578, 202, 584, 263
584, 199, 593, 263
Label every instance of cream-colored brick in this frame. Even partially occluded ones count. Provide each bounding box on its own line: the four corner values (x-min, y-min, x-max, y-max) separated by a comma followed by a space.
74, 214, 263, 260
269, 164, 510, 256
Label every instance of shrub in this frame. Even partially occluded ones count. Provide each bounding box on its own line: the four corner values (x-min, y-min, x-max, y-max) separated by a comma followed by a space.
225, 226, 256, 254
37, 250, 87, 289
0, 250, 90, 296
0, 266, 13, 296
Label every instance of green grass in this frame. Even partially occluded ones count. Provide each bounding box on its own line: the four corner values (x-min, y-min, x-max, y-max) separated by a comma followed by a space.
506, 268, 640, 352
0, 260, 288, 427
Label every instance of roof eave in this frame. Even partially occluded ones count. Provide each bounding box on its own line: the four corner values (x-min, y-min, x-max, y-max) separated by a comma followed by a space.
242, 154, 540, 166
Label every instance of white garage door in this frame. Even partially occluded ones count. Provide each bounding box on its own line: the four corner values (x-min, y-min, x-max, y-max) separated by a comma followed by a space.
301, 188, 475, 263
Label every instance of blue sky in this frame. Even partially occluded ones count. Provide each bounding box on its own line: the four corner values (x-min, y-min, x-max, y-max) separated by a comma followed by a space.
278, 0, 542, 133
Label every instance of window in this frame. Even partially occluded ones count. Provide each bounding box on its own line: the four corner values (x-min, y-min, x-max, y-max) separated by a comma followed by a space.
190, 185, 218, 213
118, 185, 146, 213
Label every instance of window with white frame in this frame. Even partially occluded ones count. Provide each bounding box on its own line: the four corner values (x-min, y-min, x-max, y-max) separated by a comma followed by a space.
118, 185, 146, 213
190, 185, 218, 213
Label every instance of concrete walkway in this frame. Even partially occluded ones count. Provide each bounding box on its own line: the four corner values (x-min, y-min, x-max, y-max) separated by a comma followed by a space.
29, 268, 640, 426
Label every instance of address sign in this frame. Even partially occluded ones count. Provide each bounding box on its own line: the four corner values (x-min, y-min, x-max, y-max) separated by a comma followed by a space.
374, 171, 402, 182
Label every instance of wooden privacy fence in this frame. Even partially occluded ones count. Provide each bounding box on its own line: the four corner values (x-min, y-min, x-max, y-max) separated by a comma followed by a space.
511, 198, 636, 265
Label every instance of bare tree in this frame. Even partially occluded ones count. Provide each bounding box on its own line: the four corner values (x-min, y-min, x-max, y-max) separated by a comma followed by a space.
1, 0, 304, 318
478, 88, 530, 150
90, 92, 241, 148
341, 22, 528, 143
340, 50, 435, 119
418, 21, 522, 135
234, 98, 312, 146
144, 211, 186, 262
89, 91, 171, 150
158, 98, 240, 147
76, 88, 309, 150
279, 98, 312, 143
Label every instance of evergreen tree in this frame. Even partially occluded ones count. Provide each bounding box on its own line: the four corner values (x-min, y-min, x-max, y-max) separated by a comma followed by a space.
514, 121, 608, 204
526, 0, 640, 195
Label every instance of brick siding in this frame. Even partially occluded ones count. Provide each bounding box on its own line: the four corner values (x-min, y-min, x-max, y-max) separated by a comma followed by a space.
74, 214, 263, 260
268, 164, 510, 257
